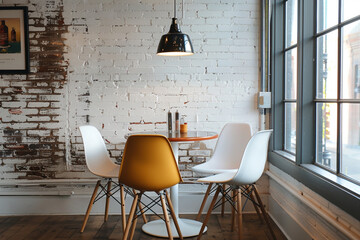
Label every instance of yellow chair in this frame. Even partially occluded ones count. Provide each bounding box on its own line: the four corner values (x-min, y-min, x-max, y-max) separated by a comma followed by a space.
119, 134, 183, 240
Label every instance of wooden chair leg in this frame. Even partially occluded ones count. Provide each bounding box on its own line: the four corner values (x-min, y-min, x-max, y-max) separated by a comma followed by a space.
104, 179, 112, 222
236, 188, 243, 240
165, 190, 183, 240
160, 192, 173, 240
123, 194, 139, 240
197, 185, 221, 240
133, 189, 147, 223
221, 184, 226, 216
129, 212, 138, 240
138, 201, 147, 223
231, 188, 236, 232
196, 183, 213, 221
120, 185, 126, 232
81, 180, 101, 233
248, 187, 264, 223
253, 185, 276, 240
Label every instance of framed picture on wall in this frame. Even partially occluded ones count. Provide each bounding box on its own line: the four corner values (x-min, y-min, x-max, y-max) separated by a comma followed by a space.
0, 6, 29, 74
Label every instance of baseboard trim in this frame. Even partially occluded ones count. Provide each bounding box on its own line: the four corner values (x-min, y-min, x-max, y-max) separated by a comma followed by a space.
0, 183, 264, 216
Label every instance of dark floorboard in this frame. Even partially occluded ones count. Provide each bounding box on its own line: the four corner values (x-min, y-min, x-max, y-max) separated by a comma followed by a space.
0, 214, 287, 240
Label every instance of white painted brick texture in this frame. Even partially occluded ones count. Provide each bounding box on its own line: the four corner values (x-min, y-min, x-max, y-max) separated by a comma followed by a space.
1, 0, 261, 182
62, 0, 261, 172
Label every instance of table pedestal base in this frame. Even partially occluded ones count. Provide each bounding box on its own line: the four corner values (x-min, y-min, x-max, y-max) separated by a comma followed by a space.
142, 218, 207, 238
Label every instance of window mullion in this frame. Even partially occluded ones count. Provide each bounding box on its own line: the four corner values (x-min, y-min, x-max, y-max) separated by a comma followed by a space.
295, 0, 303, 165
271, 0, 285, 151
296, 0, 316, 165
336, 0, 343, 175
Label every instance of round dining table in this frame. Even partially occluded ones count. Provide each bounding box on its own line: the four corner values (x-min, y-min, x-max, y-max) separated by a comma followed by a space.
126, 130, 218, 238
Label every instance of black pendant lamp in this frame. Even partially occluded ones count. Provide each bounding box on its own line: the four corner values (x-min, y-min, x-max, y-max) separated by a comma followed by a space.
157, 0, 194, 56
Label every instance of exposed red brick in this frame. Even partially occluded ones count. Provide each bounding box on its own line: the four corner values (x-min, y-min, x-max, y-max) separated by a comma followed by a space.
155, 121, 167, 124
0, 1, 68, 181
4, 145, 26, 150
8, 109, 23, 115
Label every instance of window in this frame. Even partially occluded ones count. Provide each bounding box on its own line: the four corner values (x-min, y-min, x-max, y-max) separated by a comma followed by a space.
315, 0, 360, 181
270, 0, 360, 221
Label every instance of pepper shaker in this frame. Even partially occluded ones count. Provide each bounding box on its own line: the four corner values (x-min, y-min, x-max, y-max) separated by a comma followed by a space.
167, 110, 172, 133
175, 110, 180, 132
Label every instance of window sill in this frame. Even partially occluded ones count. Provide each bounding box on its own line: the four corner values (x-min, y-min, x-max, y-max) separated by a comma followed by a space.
301, 164, 360, 197
273, 150, 295, 161
271, 150, 360, 197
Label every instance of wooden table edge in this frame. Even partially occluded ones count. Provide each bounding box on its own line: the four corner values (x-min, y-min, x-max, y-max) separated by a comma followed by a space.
168, 134, 218, 142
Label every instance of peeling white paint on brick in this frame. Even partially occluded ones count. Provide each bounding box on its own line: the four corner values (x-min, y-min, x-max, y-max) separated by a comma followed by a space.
1, 0, 261, 181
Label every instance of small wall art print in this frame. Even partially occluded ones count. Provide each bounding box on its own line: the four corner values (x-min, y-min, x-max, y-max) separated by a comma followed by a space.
0, 6, 29, 74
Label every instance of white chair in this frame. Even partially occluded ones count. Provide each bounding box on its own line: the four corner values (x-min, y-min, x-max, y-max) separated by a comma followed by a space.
79, 125, 146, 233
196, 130, 276, 240
192, 123, 252, 219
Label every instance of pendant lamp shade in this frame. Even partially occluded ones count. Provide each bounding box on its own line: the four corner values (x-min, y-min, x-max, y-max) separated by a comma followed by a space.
157, 1, 194, 56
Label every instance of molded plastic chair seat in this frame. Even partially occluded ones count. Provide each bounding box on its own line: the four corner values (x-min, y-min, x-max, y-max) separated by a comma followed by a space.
197, 170, 237, 183
119, 134, 183, 240
192, 162, 239, 174
192, 123, 252, 175
196, 130, 276, 240
80, 125, 120, 179
95, 165, 120, 178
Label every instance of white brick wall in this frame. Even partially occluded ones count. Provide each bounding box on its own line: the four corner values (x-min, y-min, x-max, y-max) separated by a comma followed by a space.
0, 0, 265, 211
63, 0, 261, 168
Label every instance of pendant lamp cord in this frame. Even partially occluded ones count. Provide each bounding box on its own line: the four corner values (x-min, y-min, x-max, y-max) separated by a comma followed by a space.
173, 0, 185, 20
182, 0, 184, 19
174, 0, 177, 18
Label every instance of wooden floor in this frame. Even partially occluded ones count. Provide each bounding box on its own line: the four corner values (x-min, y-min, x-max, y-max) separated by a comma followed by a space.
0, 214, 287, 240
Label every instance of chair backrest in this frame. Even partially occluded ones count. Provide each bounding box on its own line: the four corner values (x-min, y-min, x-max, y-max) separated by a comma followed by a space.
119, 134, 182, 192
229, 130, 273, 185
79, 125, 116, 177
210, 123, 252, 169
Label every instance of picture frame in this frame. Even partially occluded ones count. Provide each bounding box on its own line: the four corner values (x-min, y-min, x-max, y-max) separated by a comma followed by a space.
0, 6, 29, 74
